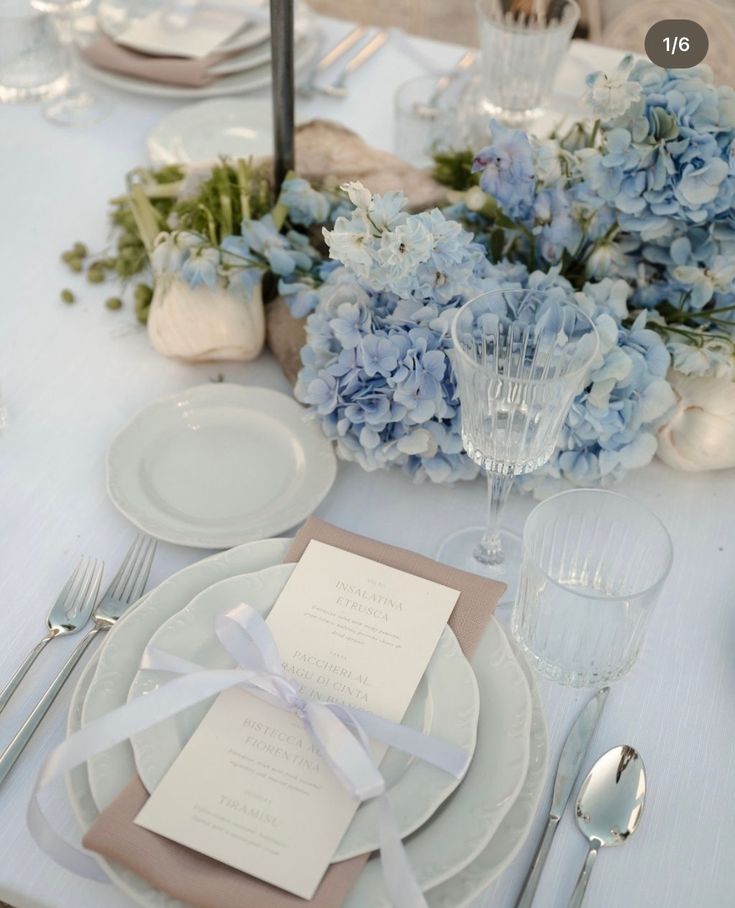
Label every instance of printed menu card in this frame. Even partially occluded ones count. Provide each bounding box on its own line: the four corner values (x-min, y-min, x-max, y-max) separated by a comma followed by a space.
135, 541, 460, 898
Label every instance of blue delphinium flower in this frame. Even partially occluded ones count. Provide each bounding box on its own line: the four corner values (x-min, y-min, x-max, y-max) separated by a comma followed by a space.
239, 215, 313, 276
472, 121, 537, 220
180, 243, 220, 289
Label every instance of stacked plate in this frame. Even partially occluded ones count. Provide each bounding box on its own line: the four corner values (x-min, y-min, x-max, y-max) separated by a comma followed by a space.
79, 0, 321, 99
66, 538, 548, 907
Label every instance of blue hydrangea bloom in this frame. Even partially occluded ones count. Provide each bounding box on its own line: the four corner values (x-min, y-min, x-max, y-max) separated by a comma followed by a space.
279, 177, 330, 226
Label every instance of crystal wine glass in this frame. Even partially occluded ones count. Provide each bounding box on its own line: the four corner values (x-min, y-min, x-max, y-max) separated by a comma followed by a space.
476, 0, 580, 127
31, 0, 110, 125
438, 288, 599, 599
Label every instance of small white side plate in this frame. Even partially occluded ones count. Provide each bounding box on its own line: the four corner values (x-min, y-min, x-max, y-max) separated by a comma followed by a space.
106, 385, 337, 549
147, 98, 273, 166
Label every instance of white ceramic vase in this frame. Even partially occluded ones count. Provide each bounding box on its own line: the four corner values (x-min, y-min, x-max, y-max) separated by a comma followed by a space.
657, 369, 735, 472
147, 276, 265, 362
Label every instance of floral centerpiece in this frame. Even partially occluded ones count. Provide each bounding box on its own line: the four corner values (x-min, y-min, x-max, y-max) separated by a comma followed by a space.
62, 59, 735, 481
290, 57, 735, 484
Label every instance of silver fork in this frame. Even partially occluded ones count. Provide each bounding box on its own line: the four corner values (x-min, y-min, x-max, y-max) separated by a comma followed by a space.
0, 557, 103, 716
0, 535, 156, 786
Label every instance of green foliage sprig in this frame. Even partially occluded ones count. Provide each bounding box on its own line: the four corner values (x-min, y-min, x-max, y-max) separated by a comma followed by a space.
61, 159, 273, 323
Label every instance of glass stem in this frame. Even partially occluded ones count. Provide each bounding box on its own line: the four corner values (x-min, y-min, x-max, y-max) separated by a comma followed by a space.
473, 471, 515, 566
58, 5, 80, 92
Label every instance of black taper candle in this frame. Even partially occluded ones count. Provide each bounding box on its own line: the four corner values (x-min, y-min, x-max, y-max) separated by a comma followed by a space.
269, 0, 295, 188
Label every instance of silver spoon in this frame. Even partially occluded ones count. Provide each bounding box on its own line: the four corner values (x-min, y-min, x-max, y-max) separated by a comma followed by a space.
568, 745, 646, 908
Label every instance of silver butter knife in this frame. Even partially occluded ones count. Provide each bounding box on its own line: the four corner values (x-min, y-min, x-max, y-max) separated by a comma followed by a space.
514, 686, 610, 908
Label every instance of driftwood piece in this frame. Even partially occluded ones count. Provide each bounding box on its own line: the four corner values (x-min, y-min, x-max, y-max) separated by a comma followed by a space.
266, 297, 307, 386
266, 120, 449, 383
292, 119, 448, 211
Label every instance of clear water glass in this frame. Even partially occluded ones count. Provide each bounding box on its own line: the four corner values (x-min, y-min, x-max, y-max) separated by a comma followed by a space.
0, 0, 66, 103
512, 489, 674, 687
394, 75, 465, 168
437, 289, 598, 597
31, 0, 111, 126
476, 0, 580, 125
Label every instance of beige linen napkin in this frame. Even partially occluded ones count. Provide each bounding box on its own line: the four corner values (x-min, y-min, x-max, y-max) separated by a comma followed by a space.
83, 519, 505, 908
80, 35, 234, 88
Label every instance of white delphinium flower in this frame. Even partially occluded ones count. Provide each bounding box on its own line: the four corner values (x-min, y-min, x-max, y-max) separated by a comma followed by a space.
583, 54, 641, 120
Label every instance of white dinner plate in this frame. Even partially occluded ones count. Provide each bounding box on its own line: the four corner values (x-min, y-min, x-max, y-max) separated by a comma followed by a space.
342, 618, 532, 906
68, 539, 536, 906
147, 98, 274, 166
426, 632, 548, 908
106, 385, 337, 549
207, 18, 312, 75
96, 0, 273, 54
83, 538, 293, 811
127, 565, 479, 860
81, 27, 320, 100
67, 620, 544, 908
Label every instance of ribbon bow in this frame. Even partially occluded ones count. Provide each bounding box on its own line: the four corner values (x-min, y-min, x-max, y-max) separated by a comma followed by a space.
30, 604, 470, 908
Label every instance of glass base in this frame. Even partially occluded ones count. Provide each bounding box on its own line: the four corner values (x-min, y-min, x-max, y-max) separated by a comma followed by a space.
43, 85, 111, 126
436, 526, 522, 606
480, 98, 543, 128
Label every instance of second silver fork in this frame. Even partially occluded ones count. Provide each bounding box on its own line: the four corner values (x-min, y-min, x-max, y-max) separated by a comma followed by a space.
0, 535, 157, 786
0, 556, 103, 715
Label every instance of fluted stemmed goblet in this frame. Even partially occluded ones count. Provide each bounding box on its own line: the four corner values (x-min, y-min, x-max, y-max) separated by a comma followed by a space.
438, 288, 599, 599
31, 0, 110, 126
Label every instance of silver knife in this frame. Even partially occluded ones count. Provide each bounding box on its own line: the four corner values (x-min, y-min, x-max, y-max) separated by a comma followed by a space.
514, 686, 610, 908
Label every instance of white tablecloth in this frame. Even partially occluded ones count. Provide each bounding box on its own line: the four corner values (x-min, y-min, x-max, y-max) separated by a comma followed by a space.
1, 17, 734, 908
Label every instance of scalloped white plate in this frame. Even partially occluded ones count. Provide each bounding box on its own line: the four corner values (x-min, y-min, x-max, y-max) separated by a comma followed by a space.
67, 621, 543, 908
81, 24, 321, 100
425, 630, 548, 908
343, 617, 533, 905
127, 565, 479, 860
96, 0, 272, 53
106, 385, 337, 549
83, 538, 293, 812
68, 539, 537, 907
147, 97, 273, 166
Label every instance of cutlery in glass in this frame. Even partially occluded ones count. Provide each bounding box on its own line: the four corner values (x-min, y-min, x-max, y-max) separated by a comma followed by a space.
0, 556, 102, 716
419, 49, 476, 115
0, 535, 156, 786
568, 745, 646, 908
514, 686, 609, 908
314, 30, 388, 98
477, 0, 580, 126
315, 24, 370, 72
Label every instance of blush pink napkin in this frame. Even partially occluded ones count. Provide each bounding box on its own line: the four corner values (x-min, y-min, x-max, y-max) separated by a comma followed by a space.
80, 35, 234, 88
83, 518, 505, 908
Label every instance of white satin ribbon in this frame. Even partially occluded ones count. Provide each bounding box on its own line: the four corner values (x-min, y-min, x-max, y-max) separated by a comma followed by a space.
30, 604, 470, 908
